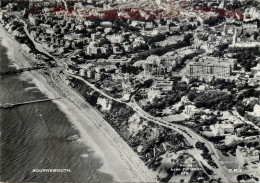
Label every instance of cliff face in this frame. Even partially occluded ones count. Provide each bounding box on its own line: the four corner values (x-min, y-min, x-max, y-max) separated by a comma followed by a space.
70, 77, 190, 174
71, 77, 135, 141
71, 78, 100, 106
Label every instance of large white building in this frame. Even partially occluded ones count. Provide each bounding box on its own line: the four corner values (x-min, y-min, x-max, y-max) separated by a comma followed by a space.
236, 146, 259, 165
106, 34, 124, 44
215, 123, 234, 135
187, 57, 237, 79
183, 105, 200, 117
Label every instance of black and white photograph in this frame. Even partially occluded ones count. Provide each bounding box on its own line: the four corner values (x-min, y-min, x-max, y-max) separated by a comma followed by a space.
0, 0, 260, 182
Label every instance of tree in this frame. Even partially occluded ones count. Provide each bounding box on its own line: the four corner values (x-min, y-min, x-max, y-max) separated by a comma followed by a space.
204, 16, 225, 26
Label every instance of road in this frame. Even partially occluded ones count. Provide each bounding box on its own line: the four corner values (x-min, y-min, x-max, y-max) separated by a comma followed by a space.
69, 74, 236, 182
48, 70, 156, 182
0, 21, 156, 182
5, 18, 238, 182
21, 20, 58, 62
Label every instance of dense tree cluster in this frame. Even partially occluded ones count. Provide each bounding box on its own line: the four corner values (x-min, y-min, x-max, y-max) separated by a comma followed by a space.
189, 170, 209, 183
71, 78, 189, 176
209, 79, 236, 91
229, 0, 260, 11
235, 89, 260, 117
231, 47, 260, 71
236, 125, 260, 137
143, 81, 189, 116
218, 135, 259, 156
196, 142, 218, 168
188, 91, 234, 111
236, 174, 257, 182
204, 16, 225, 26
201, 163, 214, 175
118, 64, 143, 75
143, 33, 169, 45
131, 33, 193, 63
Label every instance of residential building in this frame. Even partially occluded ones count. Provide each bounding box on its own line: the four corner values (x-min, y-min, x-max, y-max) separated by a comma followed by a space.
243, 21, 258, 34
112, 45, 122, 54
143, 55, 171, 76
216, 123, 234, 135
183, 105, 200, 117
95, 72, 103, 80
112, 73, 123, 81
86, 68, 95, 78
91, 32, 102, 41
236, 146, 259, 165
86, 42, 101, 55
151, 80, 173, 91
100, 21, 113, 27
107, 34, 124, 44
79, 68, 86, 76
46, 28, 55, 35
0, 12, 6, 21
28, 14, 39, 26
122, 81, 132, 92
145, 22, 154, 29
187, 57, 237, 79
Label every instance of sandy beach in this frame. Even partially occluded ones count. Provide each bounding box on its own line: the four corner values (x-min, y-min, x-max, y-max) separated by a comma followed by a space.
0, 25, 156, 182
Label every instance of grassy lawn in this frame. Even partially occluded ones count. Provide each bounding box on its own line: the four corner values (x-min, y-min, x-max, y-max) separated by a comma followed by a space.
224, 162, 239, 169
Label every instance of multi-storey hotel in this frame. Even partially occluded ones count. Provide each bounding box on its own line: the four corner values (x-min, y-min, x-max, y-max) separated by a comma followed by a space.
186, 57, 237, 79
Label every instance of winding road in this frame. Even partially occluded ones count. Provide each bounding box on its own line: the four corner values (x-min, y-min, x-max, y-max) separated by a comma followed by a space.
9, 17, 244, 182
69, 74, 234, 182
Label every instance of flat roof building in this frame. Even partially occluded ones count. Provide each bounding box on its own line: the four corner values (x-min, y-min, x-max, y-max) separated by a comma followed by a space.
236, 146, 259, 165
187, 57, 237, 79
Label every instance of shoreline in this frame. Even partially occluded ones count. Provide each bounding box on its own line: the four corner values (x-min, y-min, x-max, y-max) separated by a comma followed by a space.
0, 24, 156, 182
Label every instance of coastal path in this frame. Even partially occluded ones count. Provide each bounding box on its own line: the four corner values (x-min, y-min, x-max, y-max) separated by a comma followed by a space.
49, 71, 157, 182
69, 74, 234, 182
0, 22, 156, 182
5, 16, 234, 182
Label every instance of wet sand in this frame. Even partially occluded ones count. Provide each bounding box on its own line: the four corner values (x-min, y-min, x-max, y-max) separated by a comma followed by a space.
0, 25, 155, 182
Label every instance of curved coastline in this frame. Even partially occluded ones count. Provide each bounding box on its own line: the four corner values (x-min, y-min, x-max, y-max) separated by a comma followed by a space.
0, 24, 155, 182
